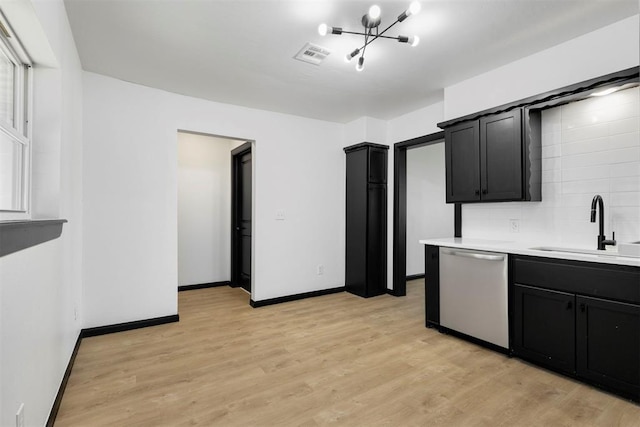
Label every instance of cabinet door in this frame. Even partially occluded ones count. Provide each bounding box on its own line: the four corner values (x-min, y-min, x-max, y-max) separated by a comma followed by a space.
366, 183, 387, 297
512, 284, 576, 374
345, 149, 368, 297
425, 245, 439, 327
368, 148, 387, 184
576, 296, 640, 399
480, 109, 523, 201
445, 121, 480, 203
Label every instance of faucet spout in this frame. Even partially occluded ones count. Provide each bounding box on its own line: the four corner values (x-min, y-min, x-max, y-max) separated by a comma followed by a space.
590, 195, 615, 250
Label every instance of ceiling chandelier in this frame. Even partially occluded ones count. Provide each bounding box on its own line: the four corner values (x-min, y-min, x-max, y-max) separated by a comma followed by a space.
318, 2, 422, 71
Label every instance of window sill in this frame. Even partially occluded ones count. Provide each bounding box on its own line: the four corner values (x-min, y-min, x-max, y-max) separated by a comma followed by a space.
0, 219, 67, 257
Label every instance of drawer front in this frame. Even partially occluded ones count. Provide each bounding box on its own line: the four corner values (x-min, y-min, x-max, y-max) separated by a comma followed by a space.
513, 256, 640, 304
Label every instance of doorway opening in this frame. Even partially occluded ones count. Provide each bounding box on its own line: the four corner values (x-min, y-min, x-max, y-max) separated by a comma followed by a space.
392, 131, 460, 296
176, 130, 254, 300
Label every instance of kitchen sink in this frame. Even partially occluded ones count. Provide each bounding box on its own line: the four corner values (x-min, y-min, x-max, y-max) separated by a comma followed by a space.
529, 246, 622, 257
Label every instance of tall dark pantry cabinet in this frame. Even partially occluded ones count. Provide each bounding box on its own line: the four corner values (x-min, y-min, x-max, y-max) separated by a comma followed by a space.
344, 143, 388, 298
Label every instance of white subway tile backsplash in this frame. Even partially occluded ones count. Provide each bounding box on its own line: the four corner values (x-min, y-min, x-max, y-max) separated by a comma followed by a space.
562, 100, 639, 130
561, 147, 640, 169
609, 131, 640, 149
541, 131, 561, 147
562, 122, 608, 143
562, 165, 609, 182
556, 192, 598, 207
542, 144, 562, 158
542, 157, 561, 171
541, 108, 561, 133
464, 87, 640, 246
561, 136, 608, 156
610, 162, 640, 178
610, 192, 640, 207
610, 176, 640, 192
608, 117, 640, 135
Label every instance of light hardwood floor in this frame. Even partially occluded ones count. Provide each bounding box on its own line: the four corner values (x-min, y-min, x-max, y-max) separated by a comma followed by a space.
56, 281, 639, 426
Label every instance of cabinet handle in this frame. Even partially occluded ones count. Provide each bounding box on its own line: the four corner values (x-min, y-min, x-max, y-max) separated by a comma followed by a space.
580, 303, 586, 313
475, 190, 480, 196
566, 301, 572, 310
482, 189, 488, 195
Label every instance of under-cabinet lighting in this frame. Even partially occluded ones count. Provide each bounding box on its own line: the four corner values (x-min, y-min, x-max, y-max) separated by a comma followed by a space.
590, 87, 620, 97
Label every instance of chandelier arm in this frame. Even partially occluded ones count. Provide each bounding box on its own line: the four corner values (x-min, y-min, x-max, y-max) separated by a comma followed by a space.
340, 30, 401, 41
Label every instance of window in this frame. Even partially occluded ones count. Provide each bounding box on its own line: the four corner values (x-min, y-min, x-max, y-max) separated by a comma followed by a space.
0, 13, 31, 216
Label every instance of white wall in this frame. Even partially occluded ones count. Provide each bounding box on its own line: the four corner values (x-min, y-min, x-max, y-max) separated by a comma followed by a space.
343, 116, 388, 146
0, 1, 83, 426
82, 71, 345, 327
178, 133, 237, 286
387, 102, 444, 143
406, 143, 453, 275
462, 87, 640, 247
445, 15, 639, 120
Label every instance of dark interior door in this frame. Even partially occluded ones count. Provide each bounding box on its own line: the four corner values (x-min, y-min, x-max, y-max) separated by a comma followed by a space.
239, 151, 252, 292
232, 143, 252, 293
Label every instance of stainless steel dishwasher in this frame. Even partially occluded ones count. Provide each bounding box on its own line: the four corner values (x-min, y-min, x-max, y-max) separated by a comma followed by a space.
439, 247, 508, 349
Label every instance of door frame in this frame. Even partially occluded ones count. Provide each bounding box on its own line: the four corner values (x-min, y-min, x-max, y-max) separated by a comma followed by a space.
230, 142, 253, 290
391, 131, 461, 296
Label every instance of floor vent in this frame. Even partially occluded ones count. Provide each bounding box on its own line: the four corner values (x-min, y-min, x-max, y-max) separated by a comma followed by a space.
294, 42, 332, 65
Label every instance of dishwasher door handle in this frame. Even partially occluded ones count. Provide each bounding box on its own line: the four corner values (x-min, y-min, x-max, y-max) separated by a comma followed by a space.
441, 248, 505, 262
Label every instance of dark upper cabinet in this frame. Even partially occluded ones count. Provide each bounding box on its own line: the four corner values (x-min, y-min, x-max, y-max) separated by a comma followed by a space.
443, 108, 540, 203
344, 143, 388, 298
444, 121, 480, 202
480, 110, 523, 201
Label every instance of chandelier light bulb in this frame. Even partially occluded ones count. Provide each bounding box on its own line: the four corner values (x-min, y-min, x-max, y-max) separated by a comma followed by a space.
368, 5, 381, 20
318, 23, 328, 36
345, 48, 360, 62
356, 56, 365, 72
408, 1, 421, 16
409, 35, 420, 47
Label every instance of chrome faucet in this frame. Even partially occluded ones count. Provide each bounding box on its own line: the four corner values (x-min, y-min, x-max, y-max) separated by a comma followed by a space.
590, 195, 616, 250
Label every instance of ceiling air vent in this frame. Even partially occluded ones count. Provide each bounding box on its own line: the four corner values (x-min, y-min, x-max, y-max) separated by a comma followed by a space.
294, 42, 332, 65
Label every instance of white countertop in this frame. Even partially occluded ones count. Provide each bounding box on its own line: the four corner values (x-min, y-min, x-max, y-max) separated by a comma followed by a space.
419, 237, 640, 267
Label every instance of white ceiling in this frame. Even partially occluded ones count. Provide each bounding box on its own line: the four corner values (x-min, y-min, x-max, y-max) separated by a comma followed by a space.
63, 0, 638, 123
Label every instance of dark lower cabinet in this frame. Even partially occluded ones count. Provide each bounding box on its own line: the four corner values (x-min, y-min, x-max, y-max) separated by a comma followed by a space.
344, 143, 388, 298
513, 284, 575, 374
512, 255, 640, 402
576, 296, 640, 398
425, 245, 440, 328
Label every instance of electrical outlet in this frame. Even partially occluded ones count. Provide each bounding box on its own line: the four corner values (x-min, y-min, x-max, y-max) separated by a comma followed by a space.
317, 265, 324, 275
276, 210, 285, 221
509, 219, 520, 233
16, 403, 24, 427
